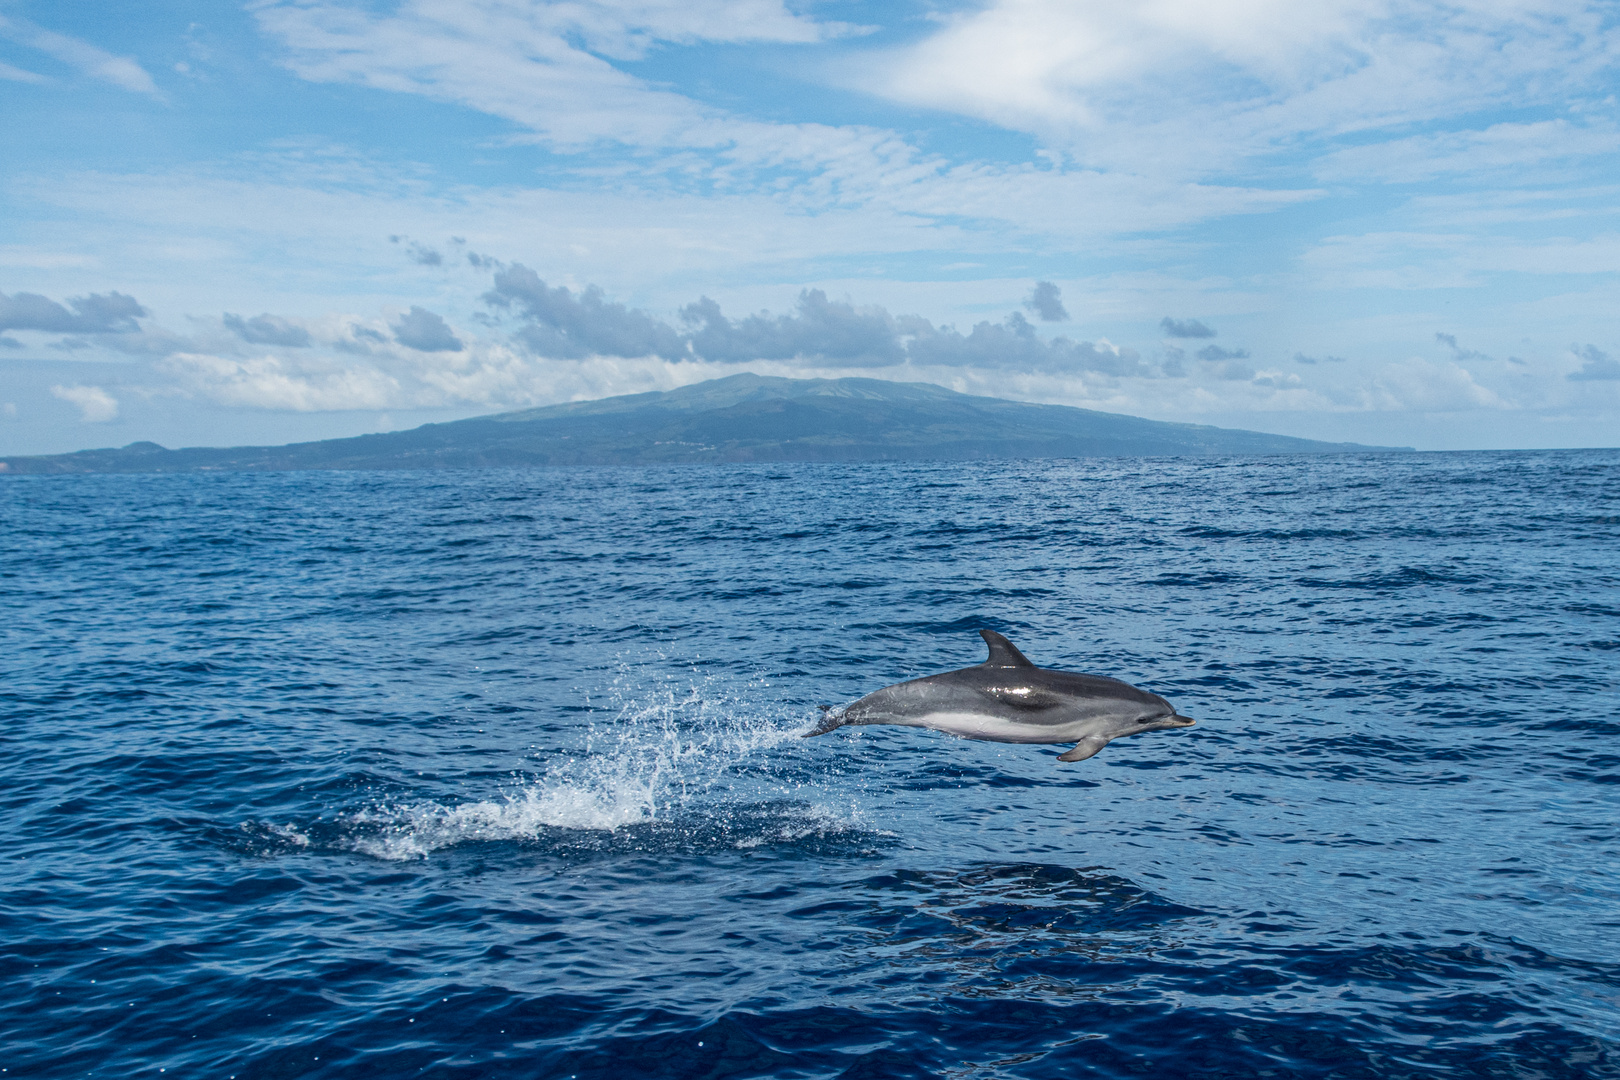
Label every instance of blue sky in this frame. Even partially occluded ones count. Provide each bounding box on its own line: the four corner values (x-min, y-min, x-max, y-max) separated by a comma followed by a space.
2, 0, 1618, 453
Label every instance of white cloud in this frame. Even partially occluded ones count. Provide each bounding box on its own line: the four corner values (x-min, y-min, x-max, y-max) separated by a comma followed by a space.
1360, 357, 1503, 411
161, 352, 403, 412
860, 0, 1620, 176
0, 59, 46, 83
1250, 369, 1303, 389
250, 0, 1315, 227
50, 383, 119, 422
1302, 227, 1620, 291
255, 0, 846, 152
1315, 120, 1620, 183
0, 14, 160, 95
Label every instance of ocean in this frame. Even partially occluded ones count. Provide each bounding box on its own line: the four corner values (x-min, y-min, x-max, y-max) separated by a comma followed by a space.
3, 451, 1618, 1078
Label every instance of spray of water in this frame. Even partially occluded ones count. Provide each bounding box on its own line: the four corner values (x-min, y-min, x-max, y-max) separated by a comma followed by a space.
321, 675, 873, 860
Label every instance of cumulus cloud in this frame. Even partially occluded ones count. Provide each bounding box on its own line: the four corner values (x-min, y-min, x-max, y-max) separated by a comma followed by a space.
904, 312, 1148, 375
50, 383, 119, 422
163, 352, 402, 411
483, 270, 1150, 374
1250, 370, 1302, 389
1196, 344, 1248, 362
0, 335, 22, 349
1294, 352, 1347, 364
1024, 280, 1068, 322
680, 292, 1146, 373
391, 306, 463, 352
1568, 344, 1620, 381
224, 312, 313, 348
487, 264, 686, 360
682, 290, 901, 365
0, 290, 146, 333
1365, 358, 1502, 411
1161, 317, 1215, 339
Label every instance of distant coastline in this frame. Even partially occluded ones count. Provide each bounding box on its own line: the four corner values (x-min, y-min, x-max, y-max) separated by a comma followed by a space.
0, 373, 1411, 475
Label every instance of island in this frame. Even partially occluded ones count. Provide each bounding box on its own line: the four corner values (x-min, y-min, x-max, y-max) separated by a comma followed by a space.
0, 373, 1407, 474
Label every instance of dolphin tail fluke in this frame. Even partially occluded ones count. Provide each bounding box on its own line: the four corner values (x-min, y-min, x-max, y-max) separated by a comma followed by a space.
802, 706, 844, 738
1057, 736, 1109, 763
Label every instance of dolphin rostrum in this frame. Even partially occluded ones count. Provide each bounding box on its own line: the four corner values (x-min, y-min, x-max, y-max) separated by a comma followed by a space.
805, 629, 1196, 763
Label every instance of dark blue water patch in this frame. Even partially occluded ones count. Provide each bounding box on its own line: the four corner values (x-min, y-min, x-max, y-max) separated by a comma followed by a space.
2, 450, 1619, 1078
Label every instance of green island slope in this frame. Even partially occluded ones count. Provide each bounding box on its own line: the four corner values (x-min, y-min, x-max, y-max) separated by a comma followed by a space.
0, 373, 1408, 474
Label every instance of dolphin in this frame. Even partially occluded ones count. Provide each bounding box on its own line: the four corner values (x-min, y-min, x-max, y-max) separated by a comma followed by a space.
805, 629, 1196, 762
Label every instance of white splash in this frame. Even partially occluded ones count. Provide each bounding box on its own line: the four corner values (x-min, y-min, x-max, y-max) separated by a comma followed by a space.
340, 678, 858, 860
264, 822, 312, 848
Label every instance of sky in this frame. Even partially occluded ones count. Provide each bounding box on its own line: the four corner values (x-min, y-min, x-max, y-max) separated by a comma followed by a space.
2, 0, 1619, 455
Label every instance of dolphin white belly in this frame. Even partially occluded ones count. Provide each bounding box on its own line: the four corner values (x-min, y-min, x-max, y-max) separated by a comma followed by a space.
896, 710, 1094, 744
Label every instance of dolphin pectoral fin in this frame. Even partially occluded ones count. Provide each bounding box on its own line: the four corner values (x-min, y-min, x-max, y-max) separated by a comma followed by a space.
979, 629, 1035, 668
1057, 736, 1109, 763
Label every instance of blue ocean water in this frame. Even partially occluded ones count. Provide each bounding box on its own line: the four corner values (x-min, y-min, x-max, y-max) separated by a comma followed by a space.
3, 451, 1619, 1079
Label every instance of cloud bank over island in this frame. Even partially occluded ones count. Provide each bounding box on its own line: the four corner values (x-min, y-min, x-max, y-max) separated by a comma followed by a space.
3, 256, 1610, 455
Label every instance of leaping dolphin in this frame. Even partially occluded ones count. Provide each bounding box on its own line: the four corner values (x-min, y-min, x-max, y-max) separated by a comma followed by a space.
805, 629, 1196, 763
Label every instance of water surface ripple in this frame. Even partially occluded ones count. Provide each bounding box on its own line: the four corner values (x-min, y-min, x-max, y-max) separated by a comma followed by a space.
3, 451, 1618, 1078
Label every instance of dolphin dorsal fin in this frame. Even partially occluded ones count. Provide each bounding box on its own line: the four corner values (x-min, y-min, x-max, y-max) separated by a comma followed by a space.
979, 629, 1034, 668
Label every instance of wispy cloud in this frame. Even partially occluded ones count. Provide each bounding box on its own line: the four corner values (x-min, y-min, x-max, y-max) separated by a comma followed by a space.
249, 0, 1312, 239
0, 14, 160, 95
0, 59, 46, 83
254, 0, 838, 152
1315, 120, 1620, 184
860, 0, 1620, 178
